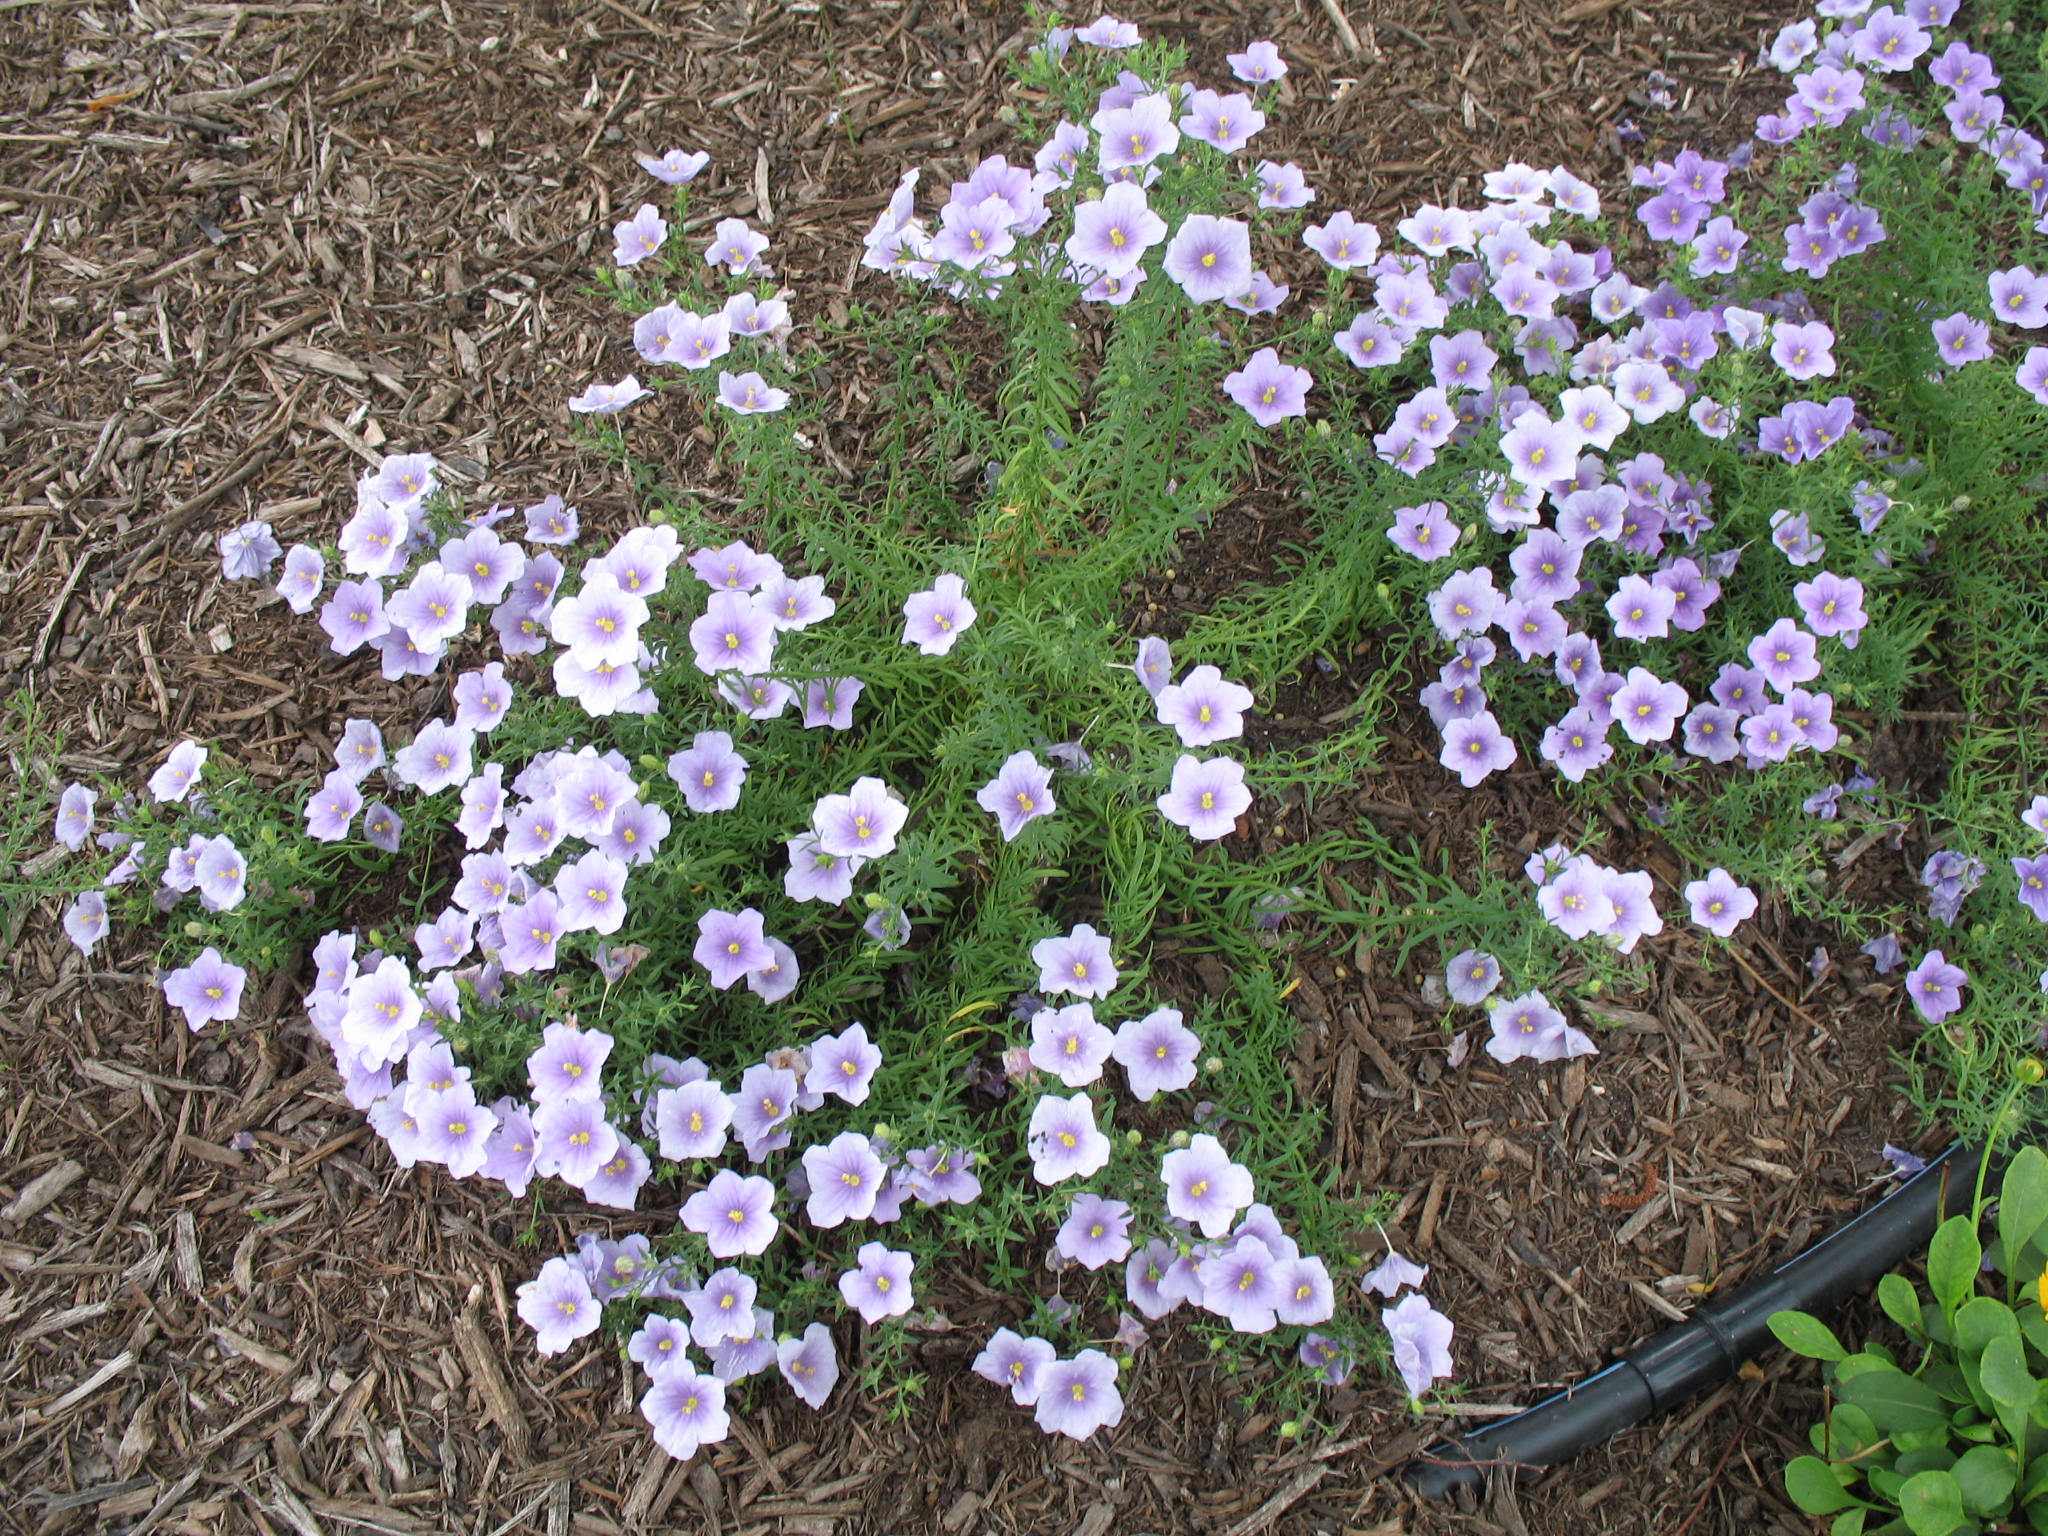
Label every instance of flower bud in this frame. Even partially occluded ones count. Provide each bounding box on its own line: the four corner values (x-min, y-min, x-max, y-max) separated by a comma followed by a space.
2019, 1059, 2045, 1085
1168, 1129, 1192, 1150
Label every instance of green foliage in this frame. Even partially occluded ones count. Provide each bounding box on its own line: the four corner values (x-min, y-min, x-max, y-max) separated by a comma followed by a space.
1780, 1148, 2048, 1533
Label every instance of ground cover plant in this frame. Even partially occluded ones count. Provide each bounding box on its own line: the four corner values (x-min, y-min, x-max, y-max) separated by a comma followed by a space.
18, 0, 2048, 1516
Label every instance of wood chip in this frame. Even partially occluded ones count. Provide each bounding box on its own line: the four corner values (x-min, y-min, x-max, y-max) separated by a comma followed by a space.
2, 1157, 84, 1221
214, 1325, 298, 1374
454, 1290, 532, 1463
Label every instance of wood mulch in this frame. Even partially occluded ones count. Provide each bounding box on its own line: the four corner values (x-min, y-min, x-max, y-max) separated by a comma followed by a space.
0, 1, 1946, 1533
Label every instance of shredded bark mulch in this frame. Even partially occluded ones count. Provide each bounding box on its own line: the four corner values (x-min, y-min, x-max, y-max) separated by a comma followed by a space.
0, 1, 1944, 1533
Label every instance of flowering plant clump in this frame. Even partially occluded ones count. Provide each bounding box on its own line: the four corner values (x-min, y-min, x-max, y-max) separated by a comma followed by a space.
38, 0, 2048, 1472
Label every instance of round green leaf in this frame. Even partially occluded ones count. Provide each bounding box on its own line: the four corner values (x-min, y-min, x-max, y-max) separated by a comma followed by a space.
1787, 1456, 1860, 1515
1772, 1308, 1850, 1362
1930, 1217, 1985, 1318
1840, 1365, 1955, 1434
1999, 1147, 2048, 1266
1950, 1444, 2016, 1516
1897, 1468, 1968, 1536
1881, 1272, 1931, 1341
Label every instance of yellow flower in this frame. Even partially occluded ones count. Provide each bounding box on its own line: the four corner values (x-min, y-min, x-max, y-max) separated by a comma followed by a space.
2037, 1264, 2048, 1315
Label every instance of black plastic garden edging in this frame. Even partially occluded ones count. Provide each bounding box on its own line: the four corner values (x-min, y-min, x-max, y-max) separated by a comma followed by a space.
1405, 1141, 1983, 1499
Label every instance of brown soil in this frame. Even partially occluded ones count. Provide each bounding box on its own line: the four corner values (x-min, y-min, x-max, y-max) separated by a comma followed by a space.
0, 2, 1949, 1534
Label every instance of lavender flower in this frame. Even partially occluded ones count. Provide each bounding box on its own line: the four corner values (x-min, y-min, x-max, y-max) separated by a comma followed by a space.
1110, 1007, 1199, 1100
976, 751, 1056, 841
666, 731, 747, 815
1222, 347, 1311, 428
1025, 1091, 1111, 1184
637, 147, 709, 183
1611, 666, 1688, 745
1933, 312, 1994, 366
1032, 923, 1119, 999
1485, 989, 1596, 1063
1033, 1349, 1123, 1440
901, 573, 977, 654
1862, 934, 1905, 974
1051, 1193, 1132, 1271
655, 1080, 733, 1162
704, 216, 769, 275
1228, 40, 1287, 83
1065, 181, 1166, 277
688, 589, 776, 676
1197, 1235, 1284, 1333
1445, 950, 1502, 1006
641, 1365, 729, 1462
1156, 753, 1251, 841
63, 891, 108, 954
771, 1322, 837, 1409
840, 1242, 915, 1324
800, 677, 863, 731
1362, 1249, 1430, 1299
532, 1098, 618, 1185
219, 520, 281, 580
801, 1132, 885, 1228
53, 783, 96, 851
730, 1063, 799, 1161
567, 376, 651, 414
1181, 87, 1265, 153
715, 370, 788, 414
681, 1168, 779, 1258
2016, 854, 2048, 923
974, 1328, 1057, 1406
1904, 949, 1968, 1023
1383, 1292, 1455, 1399
1162, 214, 1252, 303
1160, 1132, 1255, 1237
695, 907, 773, 990
518, 1256, 602, 1355
162, 946, 246, 1030
812, 776, 909, 860
1155, 665, 1254, 747
1439, 711, 1517, 787
148, 740, 207, 804
1388, 501, 1461, 562
1028, 1002, 1114, 1087
1684, 868, 1758, 938
1748, 618, 1822, 692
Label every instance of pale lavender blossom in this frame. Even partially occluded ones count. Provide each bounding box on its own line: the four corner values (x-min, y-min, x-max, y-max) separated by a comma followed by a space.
148, 740, 208, 804
1304, 210, 1380, 269
1222, 347, 1311, 428
1387, 501, 1460, 562
1065, 181, 1166, 277
1933, 312, 1994, 366
901, 573, 977, 654
637, 147, 709, 183
805, 1022, 881, 1106
338, 501, 408, 578
63, 891, 108, 954
1197, 1236, 1284, 1333
1028, 1002, 1114, 1087
682, 1168, 779, 1257
755, 573, 835, 631
519, 1257, 602, 1355
703, 216, 768, 275
1362, 1249, 1430, 1299
450, 663, 513, 735
777, 1322, 839, 1408
695, 907, 772, 990
567, 375, 651, 414
391, 720, 474, 795
1793, 572, 1868, 647
414, 907, 475, 971
1255, 158, 1313, 210
905, 1146, 981, 1207
1612, 666, 1688, 744
1157, 754, 1251, 840
688, 589, 776, 676
746, 938, 800, 1003
665, 731, 747, 815
840, 1242, 915, 1324
1026, 1091, 1111, 1184
1749, 618, 1822, 692
1486, 990, 1594, 1063
1427, 567, 1504, 638
1384, 1293, 1455, 1399
1160, 1132, 1254, 1237
715, 370, 788, 414
1155, 665, 1254, 747
2017, 855, 2048, 922
1033, 1349, 1123, 1440
974, 1328, 1056, 1406
1033, 923, 1118, 999
1162, 214, 1253, 303
641, 1364, 728, 1461
1439, 711, 1517, 787
275, 543, 325, 614
219, 519, 282, 580
53, 783, 96, 850
783, 835, 859, 904
804, 1132, 886, 1227
1228, 40, 1287, 83
1054, 1193, 1133, 1271
813, 776, 909, 859
1905, 949, 1968, 1022
159, 946, 245, 1031
977, 751, 1057, 840
654, 1079, 732, 1162
1110, 1007, 1199, 1100
1607, 573, 1677, 642
1333, 313, 1408, 370
1445, 950, 1502, 1006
